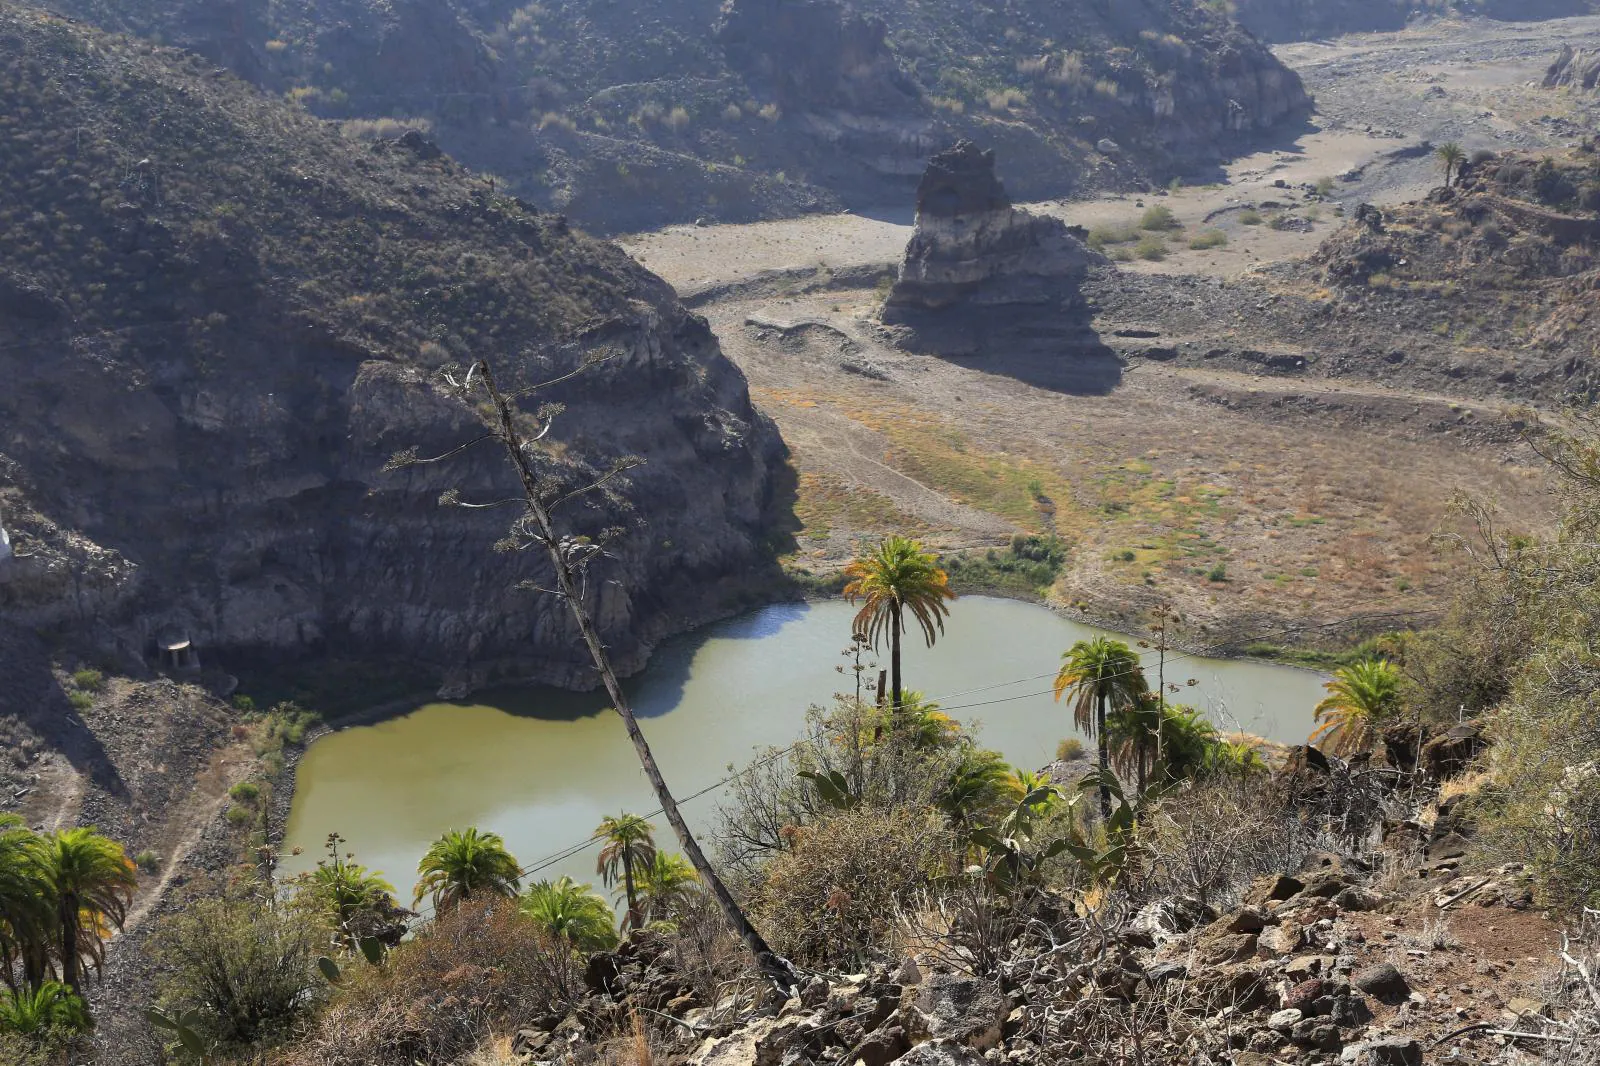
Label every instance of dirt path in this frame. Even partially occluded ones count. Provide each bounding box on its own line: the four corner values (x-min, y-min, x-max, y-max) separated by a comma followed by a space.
122, 741, 254, 933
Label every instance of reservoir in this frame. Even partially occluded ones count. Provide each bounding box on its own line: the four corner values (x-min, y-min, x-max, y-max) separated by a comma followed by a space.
282, 596, 1328, 896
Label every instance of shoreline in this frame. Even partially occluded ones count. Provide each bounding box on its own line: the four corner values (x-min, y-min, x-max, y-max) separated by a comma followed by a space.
262, 577, 1358, 855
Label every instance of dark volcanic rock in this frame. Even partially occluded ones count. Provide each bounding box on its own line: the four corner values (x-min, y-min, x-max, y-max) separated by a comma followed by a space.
880, 142, 1118, 393
0, 9, 784, 696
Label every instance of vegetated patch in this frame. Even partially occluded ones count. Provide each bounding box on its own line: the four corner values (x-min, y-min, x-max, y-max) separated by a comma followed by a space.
791, 471, 935, 544
839, 403, 1078, 534
942, 533, 1070, 595
1140, 205, 1180, 231
1188, 229, 1228, 250
1135, 234, 1169, 261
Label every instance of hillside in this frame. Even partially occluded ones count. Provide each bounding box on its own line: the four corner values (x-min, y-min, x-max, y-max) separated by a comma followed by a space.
44, 0, 1311, 232
0, 3, 785, 697
1231, 0, 1597, 42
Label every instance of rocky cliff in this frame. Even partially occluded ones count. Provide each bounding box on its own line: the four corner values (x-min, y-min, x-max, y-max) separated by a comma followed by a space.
1546, 43, 1600, 91
48, 0, 1312, 233
0, 6, 784, 694
880, 143, 1117, 393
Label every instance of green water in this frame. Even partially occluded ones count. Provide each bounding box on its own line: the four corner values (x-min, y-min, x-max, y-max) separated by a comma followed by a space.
282, 596, 1328, 895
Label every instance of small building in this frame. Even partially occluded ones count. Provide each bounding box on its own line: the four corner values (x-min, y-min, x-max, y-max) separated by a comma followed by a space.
156, 625, 200, 673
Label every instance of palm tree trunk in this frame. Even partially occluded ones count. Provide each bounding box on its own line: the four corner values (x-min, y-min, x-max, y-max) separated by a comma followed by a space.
58, 892, 78, 993
1096, 692, 1111, 820
889, 601, 903, 717
622, 853, 641, 933
481, 363, 796, 991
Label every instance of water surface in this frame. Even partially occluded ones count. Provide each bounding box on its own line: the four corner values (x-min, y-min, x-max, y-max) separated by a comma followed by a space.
283, 597, 1327, 895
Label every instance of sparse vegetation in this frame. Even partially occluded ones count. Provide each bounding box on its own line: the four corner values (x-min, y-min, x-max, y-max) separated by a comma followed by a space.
1188, 228, 1228, 249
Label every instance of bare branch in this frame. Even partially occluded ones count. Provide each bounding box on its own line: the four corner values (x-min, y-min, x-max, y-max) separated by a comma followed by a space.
549, 458, 644, 512
384, 433, 498, 471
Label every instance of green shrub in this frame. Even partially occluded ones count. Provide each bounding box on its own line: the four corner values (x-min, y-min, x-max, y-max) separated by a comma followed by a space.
232, 694, 256, 713
1239, 209, 1263, 226
1206, 563, 1228, 582
135, 850, 161, 874
225, 805, 252, 827
1086, 222, 1140, 249
1315, 176, 1336, 196
1188, 229, 1227, 250
70, 669, 103, 691
942, 535, 1069, 594
229, 782, 261, 804
1134, 234, 1167, 261
1139, 205, 1178, 231
67, 691, 93, 711
152, 895, 326, 1050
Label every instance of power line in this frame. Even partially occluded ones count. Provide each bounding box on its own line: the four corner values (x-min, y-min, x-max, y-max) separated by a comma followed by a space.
402, 590, 1443, 920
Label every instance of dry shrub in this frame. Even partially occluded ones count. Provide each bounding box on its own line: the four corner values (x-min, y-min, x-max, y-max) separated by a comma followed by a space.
752, 806, 955, 966
598, 1011, 665, 1066
286, 901, 581, 1066
1140, 777, 1319, 910
659, 888, 759, 1009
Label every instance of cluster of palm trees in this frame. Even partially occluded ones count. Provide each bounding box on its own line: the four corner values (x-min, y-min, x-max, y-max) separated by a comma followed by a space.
303, 818, 701, 960
0, 819, 138, 1033
842, 534, 1405, 801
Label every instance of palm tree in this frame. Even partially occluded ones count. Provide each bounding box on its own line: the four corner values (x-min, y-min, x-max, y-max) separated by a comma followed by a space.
1054, 638, 1149, 819
0, 980, 91, 1036
938, 746, 1014, 828
1106, 693, 1163, 795
520, 877, 619, 953
1154, 704, 1220, 783
304, 854, 400, 946
636, 852, 699, 925
1311, 659, 1402, 756
413, 828, 521, 911
0, 816, 50, 994
1437, 142, 1466, 188
596, 814, 656, 933
28, 828, 137, 993
843, 536, 956, 716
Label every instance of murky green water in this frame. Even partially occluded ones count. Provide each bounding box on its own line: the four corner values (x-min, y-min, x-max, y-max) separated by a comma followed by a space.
282, 597, 1328, 897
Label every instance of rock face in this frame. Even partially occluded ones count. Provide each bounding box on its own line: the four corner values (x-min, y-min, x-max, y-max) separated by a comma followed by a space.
881, 142, 1117, 392
52, 0, 1311, 233
1545, 44, 1600, 92
0, 8, 783, 694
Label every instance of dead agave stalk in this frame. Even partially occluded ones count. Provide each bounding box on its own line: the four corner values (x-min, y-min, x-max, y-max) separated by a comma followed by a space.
389, 356, 798, 992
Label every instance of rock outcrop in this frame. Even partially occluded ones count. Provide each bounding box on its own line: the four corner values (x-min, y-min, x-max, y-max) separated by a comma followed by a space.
1545, 44, 1600, 92
0, 7, 784, 694
881, 142, 1117, 393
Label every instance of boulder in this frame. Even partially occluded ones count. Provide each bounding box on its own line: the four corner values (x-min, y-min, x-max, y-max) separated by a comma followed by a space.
895, 1040, 988, 1066
1352, 962, 1410, 1003
1421, 722, 1487, 780
849, 1026, 909, 1066
1342, 1036, 1422, 1065
1246, 874, 1306, 907
901, 974, 1008, 1051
